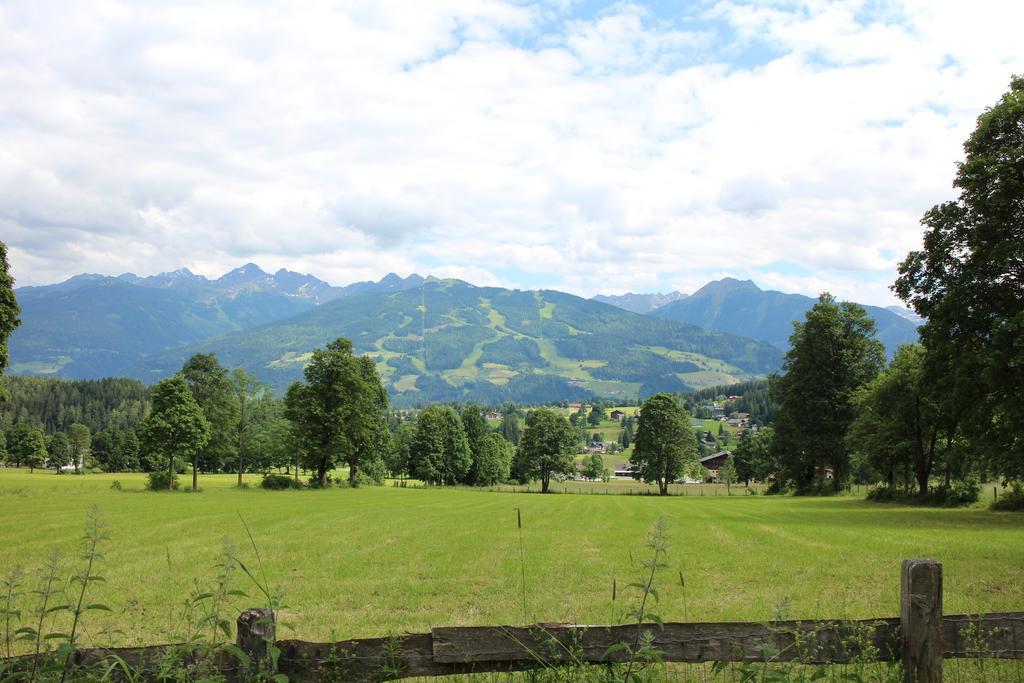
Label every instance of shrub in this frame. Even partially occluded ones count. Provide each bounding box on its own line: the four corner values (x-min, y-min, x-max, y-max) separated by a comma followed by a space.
110, 479, 122, 491
992, 484, 1024, 511
261, 474, 302, 490
866, 479, 980, 507
147, 470, 180, 491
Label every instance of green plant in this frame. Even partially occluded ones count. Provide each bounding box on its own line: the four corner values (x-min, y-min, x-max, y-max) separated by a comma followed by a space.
58, 505, 112, 681
260, 473, 302, 490
991, 483, 1024, 511
605, 515, 670, 682
147, 469, 180, 491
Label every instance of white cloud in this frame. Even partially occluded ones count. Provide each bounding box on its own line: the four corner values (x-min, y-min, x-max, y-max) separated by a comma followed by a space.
1, 0, 1022, 307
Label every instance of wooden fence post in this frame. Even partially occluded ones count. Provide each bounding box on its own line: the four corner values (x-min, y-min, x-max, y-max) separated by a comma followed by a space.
237, 608, 276, 671
901, 559, 943, 682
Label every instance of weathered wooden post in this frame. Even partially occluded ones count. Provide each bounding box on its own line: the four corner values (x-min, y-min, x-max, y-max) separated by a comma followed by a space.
237, 608, 276, 675
900, 559, 943, 682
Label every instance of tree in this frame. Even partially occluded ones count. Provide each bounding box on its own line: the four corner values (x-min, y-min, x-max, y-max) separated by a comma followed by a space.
460, 404, 487, 485
894, 76, 1024, 485
229, 367, 262, 486
409, 405, 472, 485
629, 393, 697, 495
47, 432, 71, 473
475, 433, 514, 486
0, 241, 20, 406
582, 453, 605, 481
23, 428, 46, 472
93, 427, 141, 472
719, 454, 738, 494
499, 411, 521, 446
67, 423, 91, 474
587, 405, 604, 426
4, 423, 32, 466
517, 407, 576, 493
846, 345, 954, 495
732, 427, 775, 485
285, 338, 389, 488
385, 422, 416, 480
770, 294, 884, 493
182, 354, 238, 474
140, 375, 210, 491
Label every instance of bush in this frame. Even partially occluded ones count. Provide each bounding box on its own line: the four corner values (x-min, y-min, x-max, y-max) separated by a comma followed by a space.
261, 473, 302, 490
866, 479, 980, 507
147, 470, 180, 491
992, 484, 1024, 511
109, 480, 122, 491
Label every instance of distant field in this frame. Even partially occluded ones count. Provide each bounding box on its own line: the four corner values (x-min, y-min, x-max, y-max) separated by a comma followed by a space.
1, 469, 1022, 655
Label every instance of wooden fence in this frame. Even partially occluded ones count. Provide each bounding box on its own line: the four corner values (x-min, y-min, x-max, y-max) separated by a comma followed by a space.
5, 560, 1024, 682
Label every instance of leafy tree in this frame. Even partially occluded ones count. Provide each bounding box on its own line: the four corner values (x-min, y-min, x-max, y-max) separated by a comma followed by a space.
93, 427, 141, 472
47, 432, 71, 472
895, 76, 1024, 485
719, 454, 738, 494
67, 422, 91, 474
770, 294, 884, 493
475, 432, 514, 486
23, 428, 46, 472
460, 404, 488, 485
732, 427, 775, 485
385, 422, 416, 479
0, 241, 20, 406
499, 411, 521, 445
284, 338, 390, 488
229, 367, 263, 486
4, 423, 32, 466
629, 393, 697, 495
582, 453, 605, 480
140, 374, 210, 491
182, 353, 238, 473
587, 405, 604, 426
846, 345, 955, 494
517, 407, 576, 493
409, 405, 472, 485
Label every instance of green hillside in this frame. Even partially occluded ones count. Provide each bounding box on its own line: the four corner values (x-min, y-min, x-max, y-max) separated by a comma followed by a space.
132, 280, 783, 405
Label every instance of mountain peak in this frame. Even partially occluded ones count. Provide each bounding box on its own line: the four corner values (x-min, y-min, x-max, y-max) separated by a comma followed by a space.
692, 278, 761, 298
218, 263, 268, 281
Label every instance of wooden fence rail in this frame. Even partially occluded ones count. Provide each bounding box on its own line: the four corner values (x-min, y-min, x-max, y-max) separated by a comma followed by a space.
4, 560, 1024, 682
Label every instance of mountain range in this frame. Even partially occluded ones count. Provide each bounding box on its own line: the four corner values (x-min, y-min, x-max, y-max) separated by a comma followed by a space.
590, 291, 688, 314
647, 278, 920, 356
8, 266, 919, 406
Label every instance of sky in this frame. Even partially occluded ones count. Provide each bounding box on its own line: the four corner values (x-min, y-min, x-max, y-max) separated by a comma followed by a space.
2, 1, 1022, 306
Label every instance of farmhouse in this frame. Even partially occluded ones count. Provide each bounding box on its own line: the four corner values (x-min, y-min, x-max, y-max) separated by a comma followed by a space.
700, 451, 731, 482
609, 409, 626, 420
484, 411, 501, 420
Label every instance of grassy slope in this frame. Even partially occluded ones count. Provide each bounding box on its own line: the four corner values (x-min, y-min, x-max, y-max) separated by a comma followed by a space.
1, 470, 1022, 650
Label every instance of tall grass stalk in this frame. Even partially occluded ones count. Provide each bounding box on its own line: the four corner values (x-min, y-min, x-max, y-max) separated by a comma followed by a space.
1, 566, 24, 661
26, 549, 64, 682
60, 505, 111, 682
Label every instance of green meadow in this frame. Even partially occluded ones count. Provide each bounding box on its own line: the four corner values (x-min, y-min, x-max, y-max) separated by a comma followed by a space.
1, 469, 1023, 651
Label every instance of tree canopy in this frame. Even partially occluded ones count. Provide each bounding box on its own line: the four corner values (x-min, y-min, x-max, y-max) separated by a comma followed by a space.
140, 375, 209, 491
284, 338, 389, 488
0, 241, 20, 406
516, 407, 576, 493
770, 294, 884, 493
629, 393, 697, 494
409, 405, 472, 486
895, 75, 1024, 484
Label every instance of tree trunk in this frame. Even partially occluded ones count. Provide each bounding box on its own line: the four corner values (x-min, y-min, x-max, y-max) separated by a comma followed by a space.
659, 479, 668, 495
192, 455, 198, 492
168, 455, 174, 491
541, 473, 550, 493
349, 462, 359, 485
317, 459, 328, 489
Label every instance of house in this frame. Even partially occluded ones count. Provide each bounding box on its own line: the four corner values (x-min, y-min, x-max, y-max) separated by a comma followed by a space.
614, 464, 635, 478
484, 411, 501, 420
699, 451, 731, 482
609, 409, 626, 421
587, 442, 606, 454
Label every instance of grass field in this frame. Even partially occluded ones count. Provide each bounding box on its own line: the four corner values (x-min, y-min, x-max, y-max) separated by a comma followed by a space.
1, 468, 1023, 657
